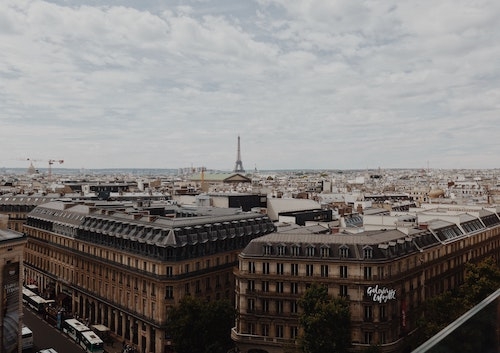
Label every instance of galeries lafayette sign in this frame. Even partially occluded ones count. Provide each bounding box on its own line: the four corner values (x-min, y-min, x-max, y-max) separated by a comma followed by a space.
366, 285, 396, 303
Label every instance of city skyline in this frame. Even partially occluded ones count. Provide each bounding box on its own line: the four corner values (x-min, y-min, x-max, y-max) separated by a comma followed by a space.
1, 0, 499, 171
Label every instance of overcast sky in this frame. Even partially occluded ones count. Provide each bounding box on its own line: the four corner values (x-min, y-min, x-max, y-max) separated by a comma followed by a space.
1, 0, 499, 171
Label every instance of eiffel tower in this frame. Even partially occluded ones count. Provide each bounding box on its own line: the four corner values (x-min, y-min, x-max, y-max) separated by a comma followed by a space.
233, 135, 245, 173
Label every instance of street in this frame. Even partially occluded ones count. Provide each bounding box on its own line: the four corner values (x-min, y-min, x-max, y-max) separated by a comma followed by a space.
22, 306, 83, 353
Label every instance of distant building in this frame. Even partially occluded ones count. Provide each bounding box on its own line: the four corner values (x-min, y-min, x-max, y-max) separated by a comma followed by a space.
0, 196, 56, 232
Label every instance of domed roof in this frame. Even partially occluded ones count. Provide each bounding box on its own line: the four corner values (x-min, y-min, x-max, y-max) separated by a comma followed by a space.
428, 189, 445, 198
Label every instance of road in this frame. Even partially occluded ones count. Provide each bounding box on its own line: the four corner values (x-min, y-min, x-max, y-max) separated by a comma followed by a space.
22, 306, 83, 353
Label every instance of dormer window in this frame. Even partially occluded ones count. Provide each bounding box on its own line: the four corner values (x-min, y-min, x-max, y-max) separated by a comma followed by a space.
339, 245, 349, 258
277, 244, 286, 256
263, 244, 273, 255
363, 245, 373, 259
306, 245, 315, 257
320, 245, 330, 257
291, 244, 301, 256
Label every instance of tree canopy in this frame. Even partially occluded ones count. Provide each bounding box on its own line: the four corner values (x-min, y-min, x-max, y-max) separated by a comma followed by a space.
416, 257, 500, 346
166, 296, 236, 353
298, 284, 351, 353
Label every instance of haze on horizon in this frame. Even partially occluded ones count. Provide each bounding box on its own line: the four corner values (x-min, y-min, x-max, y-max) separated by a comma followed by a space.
1, 0, 499, 171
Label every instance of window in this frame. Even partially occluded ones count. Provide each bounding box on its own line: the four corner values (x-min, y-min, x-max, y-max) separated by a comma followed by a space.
247, 299, 255, 313
290, 300, 298, 314
262, 281, 269, 292
276, 300, 284, 314
340, 266, 348, 278
291, 245, 300, 256
290, 326, 299, 339
364, 266, 372, 280
306, 264, 314, 276
276, 263, 284, 275
248, 262, 256, 273
364, 305, 373, 321
291, 263, 299, 276
275, 324, 284, 338
364, 331, 373, 344
377, 266, 384, 279
247, 323, 255, 335
262, 299, 269, 313
320, 246, 330, 257
276, 282, 284, 293
262, 262, 270, 274
277, 245, 286, 255
166, 266, 173, 277
340, 285, 348, 297
306, 245, 315, 257
363, 246, 373, 259
291, 282, 299, 294
165, 286, 173, 299
262, 324, 270, 336
248, 280, 255, 292
263, 244, 272, 255
379, 305, 387, 320
339, 245, 349, 258
321, 265, 329, 277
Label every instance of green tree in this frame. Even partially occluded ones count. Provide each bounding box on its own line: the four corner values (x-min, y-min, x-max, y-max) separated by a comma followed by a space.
461, 256, 500, 307
298, 284, 351, 353
167, 296, 236, 353
416, 257, 500, 347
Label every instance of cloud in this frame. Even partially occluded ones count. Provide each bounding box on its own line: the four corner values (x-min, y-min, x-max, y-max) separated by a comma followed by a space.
1, 0, 499, 170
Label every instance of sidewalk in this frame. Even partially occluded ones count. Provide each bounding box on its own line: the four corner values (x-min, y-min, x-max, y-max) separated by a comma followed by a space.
104, 336, 138, 353
103, 334, 124, 353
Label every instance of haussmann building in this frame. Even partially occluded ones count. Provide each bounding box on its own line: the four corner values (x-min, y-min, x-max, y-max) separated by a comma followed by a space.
232, 206, 500, 353
22, 200, 275, 353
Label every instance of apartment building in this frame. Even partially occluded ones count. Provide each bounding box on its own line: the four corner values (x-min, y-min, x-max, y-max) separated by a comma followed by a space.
232, 206, 500, 353
22, 200, 275, 353
0, 223, 27, 353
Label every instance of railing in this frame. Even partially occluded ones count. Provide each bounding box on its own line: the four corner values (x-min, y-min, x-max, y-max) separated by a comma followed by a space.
412, 287, 500, 352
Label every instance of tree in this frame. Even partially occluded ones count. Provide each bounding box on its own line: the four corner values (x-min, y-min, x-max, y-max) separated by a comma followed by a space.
415, 257, 500, 347
167, 296, 236, 353
461, 256, 500, 307
298, 284, 351, 353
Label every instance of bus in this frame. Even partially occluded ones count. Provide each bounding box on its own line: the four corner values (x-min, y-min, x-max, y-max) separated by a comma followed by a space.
26, 295, 55, 313
22, 287, 37, 304
79, 330, 105, 353
25, 284, 39, 294
21, 325, 34, 350
62, 318, 91, 344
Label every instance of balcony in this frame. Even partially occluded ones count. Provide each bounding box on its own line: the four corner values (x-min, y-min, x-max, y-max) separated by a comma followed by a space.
412, 287, 500, 352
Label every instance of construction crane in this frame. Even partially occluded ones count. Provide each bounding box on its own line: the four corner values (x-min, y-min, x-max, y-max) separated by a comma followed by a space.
48, 159, 64, 179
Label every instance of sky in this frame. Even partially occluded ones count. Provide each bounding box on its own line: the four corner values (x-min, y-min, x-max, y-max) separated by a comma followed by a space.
1, 0, 499, 171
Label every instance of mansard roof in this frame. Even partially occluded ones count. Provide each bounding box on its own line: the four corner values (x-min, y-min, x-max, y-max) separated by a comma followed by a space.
27, 201, 276, 249
240, 228, 429, 261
